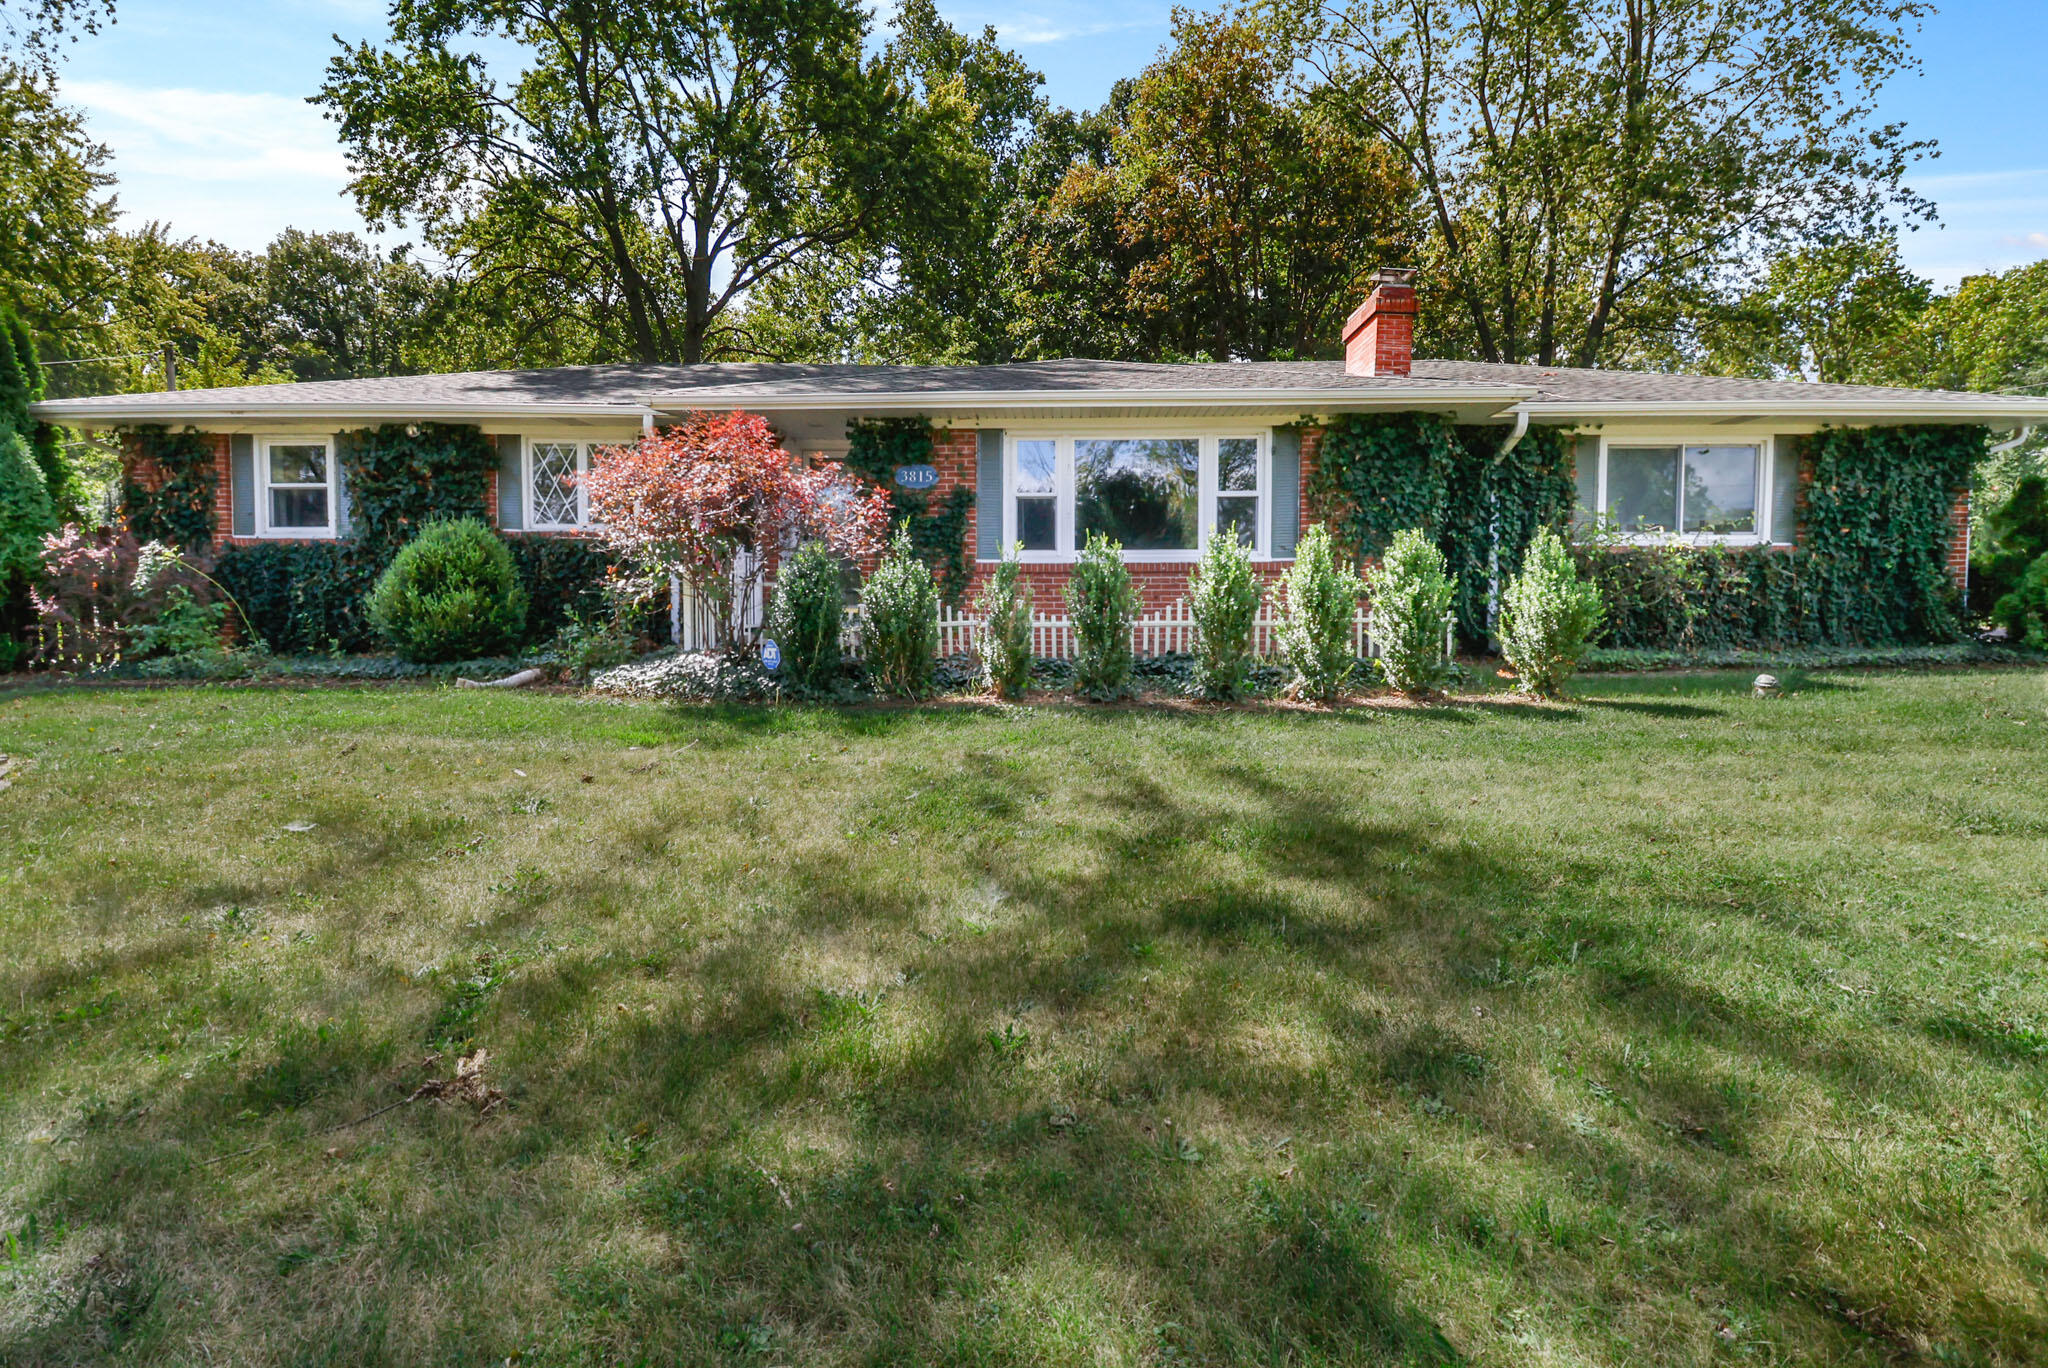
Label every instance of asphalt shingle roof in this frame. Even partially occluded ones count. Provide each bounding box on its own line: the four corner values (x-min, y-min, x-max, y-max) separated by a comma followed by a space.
32, 356, 2048, 418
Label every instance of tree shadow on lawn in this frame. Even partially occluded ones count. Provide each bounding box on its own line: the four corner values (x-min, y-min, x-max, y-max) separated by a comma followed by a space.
4, 731, 2029, 1365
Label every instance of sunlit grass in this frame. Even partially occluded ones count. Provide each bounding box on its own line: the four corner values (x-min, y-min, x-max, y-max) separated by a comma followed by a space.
2, 668, 2045, 1365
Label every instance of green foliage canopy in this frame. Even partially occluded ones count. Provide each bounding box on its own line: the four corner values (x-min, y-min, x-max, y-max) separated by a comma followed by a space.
319, 0, 985, 365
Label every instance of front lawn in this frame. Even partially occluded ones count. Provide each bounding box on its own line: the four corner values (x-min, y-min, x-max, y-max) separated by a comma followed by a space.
2, 670, 2045, 1365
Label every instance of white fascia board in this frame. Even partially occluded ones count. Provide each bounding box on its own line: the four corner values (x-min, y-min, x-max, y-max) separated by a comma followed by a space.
1529, 399, 2048, 424
649, 385, 1538, 414
27, 400, 658, 428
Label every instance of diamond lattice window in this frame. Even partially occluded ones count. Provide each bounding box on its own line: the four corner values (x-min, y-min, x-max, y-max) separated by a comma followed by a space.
531, 441, 580, 526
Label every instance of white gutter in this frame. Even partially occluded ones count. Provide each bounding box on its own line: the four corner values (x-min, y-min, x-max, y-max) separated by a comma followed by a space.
27, 399, 662, 426
1987, 424, 2036, 455
646, 385, 1538, 413
1493, 403, 1530, 460
1524, 399, 2048, 422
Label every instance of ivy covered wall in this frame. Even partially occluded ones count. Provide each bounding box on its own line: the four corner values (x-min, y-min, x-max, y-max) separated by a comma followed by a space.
1307, 412, 1576, 647
1308, 415, 1983, 650
123, 426, 220, 552
843, 417, 975, 605
120, 421, 625, 653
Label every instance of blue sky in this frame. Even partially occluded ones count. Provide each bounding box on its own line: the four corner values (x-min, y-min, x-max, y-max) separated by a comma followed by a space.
48, 0, 2048, 289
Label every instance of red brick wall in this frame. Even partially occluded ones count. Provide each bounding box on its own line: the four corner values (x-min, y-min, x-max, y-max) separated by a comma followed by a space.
1946, 489, 1971, 594
120, 434, 569, 548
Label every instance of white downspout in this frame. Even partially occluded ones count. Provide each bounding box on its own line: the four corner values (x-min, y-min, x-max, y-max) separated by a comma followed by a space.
642, 406, 683, 645
1987, 424, 2034, 457
1493, 403, 1531, 461
1482, 404, 1534, 643
1971, 426, 2035, 601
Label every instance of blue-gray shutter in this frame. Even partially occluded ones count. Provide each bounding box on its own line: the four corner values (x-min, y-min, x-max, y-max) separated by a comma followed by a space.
230, 433, 255, 537
975, 428, 1004, 560
331, 432, 354, 537
1572, 434, 1601, 532
1770, 434, 1801, 544
497, 434, 523, 530
1269, 426, 1301, 558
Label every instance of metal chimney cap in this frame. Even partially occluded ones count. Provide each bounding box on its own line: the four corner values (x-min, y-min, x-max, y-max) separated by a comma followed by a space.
1373, 266, 1419, 287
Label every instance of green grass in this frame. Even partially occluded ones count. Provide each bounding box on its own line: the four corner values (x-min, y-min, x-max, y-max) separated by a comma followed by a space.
2, 669, 2046, 1366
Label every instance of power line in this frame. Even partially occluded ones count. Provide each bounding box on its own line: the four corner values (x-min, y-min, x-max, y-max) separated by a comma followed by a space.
40, 351, 156, 367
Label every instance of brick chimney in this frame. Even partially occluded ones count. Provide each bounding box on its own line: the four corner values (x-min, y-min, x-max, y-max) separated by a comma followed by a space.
1343, 267, 1418, 377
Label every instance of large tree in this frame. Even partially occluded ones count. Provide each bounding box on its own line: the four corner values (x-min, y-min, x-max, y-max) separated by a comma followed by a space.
1005, 10, 1415, 362
0, 63, 117, 355
0, 0, 111, 74
1292, 0, 1935, 368
262, 229, 442, 382
728, 0, 1046, 363
318, 0, 985, 365
1695, 236, 1932, 385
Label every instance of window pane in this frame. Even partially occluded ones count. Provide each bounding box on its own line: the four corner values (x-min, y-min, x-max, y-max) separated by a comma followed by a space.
1016, 440, 1056, 495
268, 444, 325, 484
270, 487, 328, 529
1682, 445, 1757, 535
1074, 438, 1198, 551
1016, 496, 1056, 551
531, 441, 580, 526
1219, 437, 1258, 491
1573, 444, 1600, 532
1769, 444, 1799, 543
1217, 495, 1258, 548
1605, 446, 1679, 533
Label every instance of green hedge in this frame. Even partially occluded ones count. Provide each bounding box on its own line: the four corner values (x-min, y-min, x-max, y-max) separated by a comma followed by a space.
211, 542, 374, 654
1576, 545, 1817, 651
214, 534, 635, 655
1308, 413, 1576, 648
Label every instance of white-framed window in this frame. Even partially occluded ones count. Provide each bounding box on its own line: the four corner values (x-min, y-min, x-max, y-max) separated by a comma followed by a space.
1573, 435, 1796, 546
1003, 431, 1268, 561
524, 437, 605, 530
256, 436, 336, 538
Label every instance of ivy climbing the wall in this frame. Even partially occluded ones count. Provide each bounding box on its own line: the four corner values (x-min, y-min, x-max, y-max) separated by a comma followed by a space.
122, 426, 219, 552
208, 422, 626, 654
338, 423, 500, 560
1308, 412, 1574, 647
1801, 425, 1981, 644
843, 417, 975, 605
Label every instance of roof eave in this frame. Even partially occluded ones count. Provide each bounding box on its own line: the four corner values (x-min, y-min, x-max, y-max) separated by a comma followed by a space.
649, 385, 1538, 412
26, 399, 660, 427
1531, 399, 2048, 423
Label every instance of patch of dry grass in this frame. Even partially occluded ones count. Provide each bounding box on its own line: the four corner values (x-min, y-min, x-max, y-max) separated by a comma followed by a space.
1, 668, 2045, 1365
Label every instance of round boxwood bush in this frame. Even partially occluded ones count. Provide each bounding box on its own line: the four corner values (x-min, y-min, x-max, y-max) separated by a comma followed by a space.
365, 517, 528, 662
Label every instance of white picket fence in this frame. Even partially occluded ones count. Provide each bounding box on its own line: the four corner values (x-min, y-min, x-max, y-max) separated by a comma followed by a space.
927, 599, 1386, 661
677, 581, 1451, 662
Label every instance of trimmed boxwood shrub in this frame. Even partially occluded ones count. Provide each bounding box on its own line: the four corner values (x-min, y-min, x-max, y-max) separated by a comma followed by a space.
1498, 527, 1604, 698
861, 525, 938, 697
767, 539, 844, 696
1277, 524, 1364, 701
1188, 527, 1263, 701
1365, 527, 1455, 696
1068, 531, 1136, 700
974, 553, 1034, 699
365, 518, 527, 662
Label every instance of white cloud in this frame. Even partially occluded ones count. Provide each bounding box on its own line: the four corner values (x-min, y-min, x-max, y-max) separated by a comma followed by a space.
68, 80, 349, 182
66, 80, 369, 250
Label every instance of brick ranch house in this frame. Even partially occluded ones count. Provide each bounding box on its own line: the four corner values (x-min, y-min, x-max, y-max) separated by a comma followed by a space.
36, 273, 2048, 639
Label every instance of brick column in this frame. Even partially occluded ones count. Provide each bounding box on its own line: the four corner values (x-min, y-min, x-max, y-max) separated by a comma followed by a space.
1946, 489, 1971, 595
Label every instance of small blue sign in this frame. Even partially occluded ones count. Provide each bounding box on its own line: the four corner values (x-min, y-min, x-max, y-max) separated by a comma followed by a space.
760, 638, 782, 672
893, 463, 940, 490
